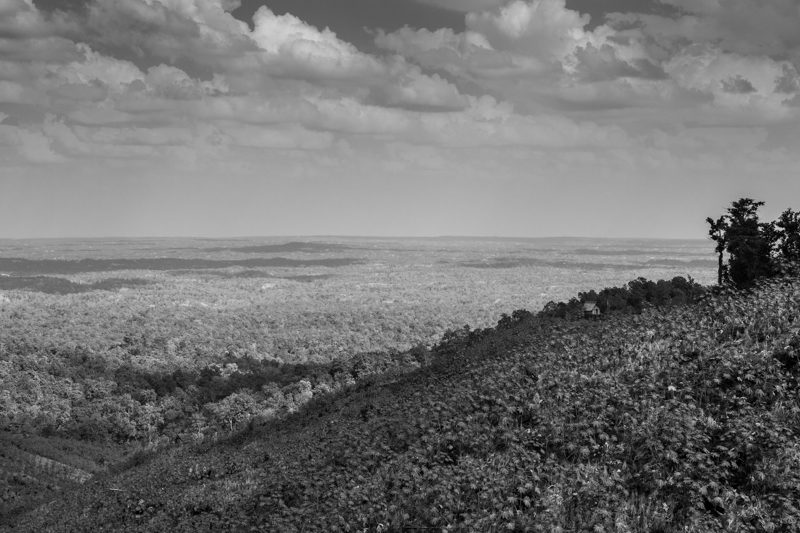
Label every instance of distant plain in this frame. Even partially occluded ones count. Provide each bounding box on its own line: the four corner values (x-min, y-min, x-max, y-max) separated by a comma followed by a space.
0, 236, 716, 366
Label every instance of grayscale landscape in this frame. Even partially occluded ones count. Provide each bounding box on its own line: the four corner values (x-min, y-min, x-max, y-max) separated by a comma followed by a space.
0, 236, 716, 362
2, 0, 800, 531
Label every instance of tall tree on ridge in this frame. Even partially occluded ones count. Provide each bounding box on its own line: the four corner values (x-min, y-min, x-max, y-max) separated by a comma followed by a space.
774, 208, 800, 263
706, 215, 729, 285
724, 198, 773, 288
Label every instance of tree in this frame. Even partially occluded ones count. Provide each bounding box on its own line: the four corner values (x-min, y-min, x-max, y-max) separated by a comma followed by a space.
706, 215, 729, 285
723, 198, 773, 288
774, 208, 800, 263
707, 199, 800, 288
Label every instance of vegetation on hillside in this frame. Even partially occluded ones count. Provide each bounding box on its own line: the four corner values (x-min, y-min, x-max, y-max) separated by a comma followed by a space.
1, 237, 712, 523
8, 272, 800, 532
3, 214, 797, 530
537, 276, 705, 319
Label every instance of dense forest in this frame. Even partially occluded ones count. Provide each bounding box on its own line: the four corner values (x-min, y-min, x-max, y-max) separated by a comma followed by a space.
2, 198, 799, 531
9, 264, 800, 532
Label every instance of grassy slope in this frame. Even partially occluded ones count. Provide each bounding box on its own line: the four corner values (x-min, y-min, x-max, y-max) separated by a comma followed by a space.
9, 277, 800, 532
0, 432, 125, 526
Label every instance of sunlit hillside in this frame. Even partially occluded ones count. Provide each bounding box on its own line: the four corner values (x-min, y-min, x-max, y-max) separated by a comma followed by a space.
0, 236, 715, 524
8, 274, 800, 532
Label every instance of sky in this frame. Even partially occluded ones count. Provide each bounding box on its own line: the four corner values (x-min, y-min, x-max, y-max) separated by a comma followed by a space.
0, 0, 799, 239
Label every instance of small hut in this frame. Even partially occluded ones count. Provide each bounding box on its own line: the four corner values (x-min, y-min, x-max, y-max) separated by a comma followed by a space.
583, 302, 601, 320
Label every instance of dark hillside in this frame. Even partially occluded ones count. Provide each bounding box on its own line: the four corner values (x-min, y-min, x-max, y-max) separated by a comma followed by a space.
9, 276, 800, 532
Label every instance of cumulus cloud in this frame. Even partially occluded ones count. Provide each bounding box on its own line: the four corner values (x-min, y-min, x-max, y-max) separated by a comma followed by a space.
378, 0, 613, 80
0, 0, 480, 167
775, 64, 800, 94
375, 0, 800, 122
372, 59, 469, 110
220, 0, 240, 12
144, 64, 227, 99
377, 1, 687, 121
652, 0, 800, 58
53, 44, 144, 90
661, 45, 797, 116
721, 75, 756, 95
1, 0, 797, 210
0, 122, 63, 162
0, 0, 78, 38
250, 7, 383, 79
375, 26, 523, 79
82, 0, 255, 72
378, 1, 663, 83
465, 0, 593, 62
601, 0, 800, 111
417, 97, 631, 148
572, 43, 666, 82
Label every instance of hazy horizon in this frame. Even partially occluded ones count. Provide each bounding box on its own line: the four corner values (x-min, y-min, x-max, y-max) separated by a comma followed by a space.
0, 234, 710, 243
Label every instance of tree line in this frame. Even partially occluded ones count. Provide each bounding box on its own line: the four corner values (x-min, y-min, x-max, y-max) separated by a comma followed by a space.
707, 198, 800, 288
535, 197, 800, 321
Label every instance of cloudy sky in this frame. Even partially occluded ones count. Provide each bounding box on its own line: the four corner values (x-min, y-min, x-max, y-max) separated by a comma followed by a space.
1, 0, 798, 239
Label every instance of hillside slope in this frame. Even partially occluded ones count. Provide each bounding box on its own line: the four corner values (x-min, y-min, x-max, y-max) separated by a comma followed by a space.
9, 277, 800, 532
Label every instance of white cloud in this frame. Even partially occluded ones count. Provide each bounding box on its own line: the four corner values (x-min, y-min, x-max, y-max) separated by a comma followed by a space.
654, 0, 800, 58
0, 0, 76, 38
377, 0, 606, 81
417, 97, 631, 148
1, 0, 798, 241
83, 0, 255, 70
144, 64, 228, 99
664, 45, 798, 117
0, 123, 63, 162
220, 0, 241, 12
375, 0, 800, 123
52, 44, 144, 90
0, 80, 28, 103
374, 59, 469, 110
0, 0, 473, 153
466, 0, 594, 62
250, 6, 383, 80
